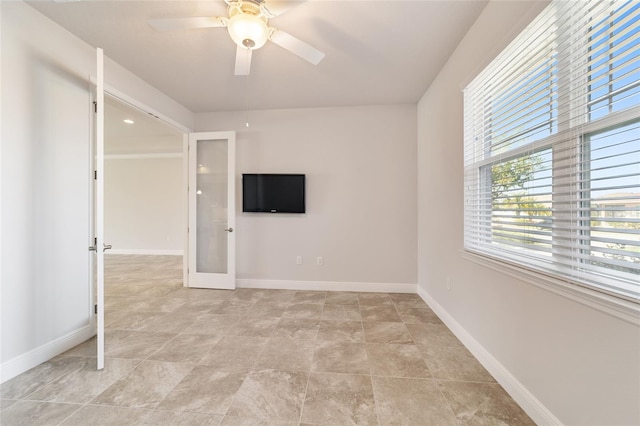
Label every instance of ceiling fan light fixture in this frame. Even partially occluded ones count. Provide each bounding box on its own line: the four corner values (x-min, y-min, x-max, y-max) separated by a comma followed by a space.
227, 13, 269, 50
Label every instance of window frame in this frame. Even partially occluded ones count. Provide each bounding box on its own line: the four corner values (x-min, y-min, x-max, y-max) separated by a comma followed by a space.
463, 0, 640, 315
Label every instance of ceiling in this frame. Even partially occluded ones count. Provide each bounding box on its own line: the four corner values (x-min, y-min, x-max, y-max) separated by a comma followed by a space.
28, 0, 488, 113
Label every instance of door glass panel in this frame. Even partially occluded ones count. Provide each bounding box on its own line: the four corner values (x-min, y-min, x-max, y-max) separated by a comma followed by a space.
196, 139, 228, 273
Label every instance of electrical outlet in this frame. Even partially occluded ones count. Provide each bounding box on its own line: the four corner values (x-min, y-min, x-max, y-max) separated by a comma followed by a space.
296, 256, 303, 265
317, 256, 324, 266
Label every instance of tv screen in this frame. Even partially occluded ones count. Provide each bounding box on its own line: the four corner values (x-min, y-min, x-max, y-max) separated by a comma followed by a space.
242, 174, 306, 213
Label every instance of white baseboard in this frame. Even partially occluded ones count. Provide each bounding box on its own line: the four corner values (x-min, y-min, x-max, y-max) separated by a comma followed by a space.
0, 325, 94, 384
106, 249, 183, 256
416, 286, 562, 426
237, 279, 417, 293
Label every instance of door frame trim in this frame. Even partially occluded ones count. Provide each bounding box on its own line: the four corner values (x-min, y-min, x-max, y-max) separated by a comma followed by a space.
187, 131, 237, 289
88, 78, 192, 366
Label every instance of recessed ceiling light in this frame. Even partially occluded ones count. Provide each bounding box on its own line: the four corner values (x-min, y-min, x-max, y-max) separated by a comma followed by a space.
123, 119, 134, 124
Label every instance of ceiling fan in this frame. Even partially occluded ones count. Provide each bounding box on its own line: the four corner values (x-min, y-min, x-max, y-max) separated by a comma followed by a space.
148, 0, 325, 76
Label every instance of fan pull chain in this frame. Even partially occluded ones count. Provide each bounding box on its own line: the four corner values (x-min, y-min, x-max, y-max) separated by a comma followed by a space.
245, 50, 250, 128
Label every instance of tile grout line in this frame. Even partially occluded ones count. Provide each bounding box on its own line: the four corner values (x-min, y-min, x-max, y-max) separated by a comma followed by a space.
297, 293, 326, 425
54, 402, 88, 426
213, 292, 290, 423
357, 297, 383, 426
434, 375, 463, 426
86, 261, 198, 417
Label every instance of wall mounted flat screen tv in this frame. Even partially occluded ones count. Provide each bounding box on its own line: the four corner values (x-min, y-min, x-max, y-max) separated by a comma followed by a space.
242, 174, 306, 213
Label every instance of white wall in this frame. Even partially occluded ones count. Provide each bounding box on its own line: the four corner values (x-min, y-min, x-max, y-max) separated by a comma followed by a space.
105, 156, 184, 254
417, 1, 640, 425
0, 1, 193, 381
1, 1, 92, 376
196, 105, 417, 289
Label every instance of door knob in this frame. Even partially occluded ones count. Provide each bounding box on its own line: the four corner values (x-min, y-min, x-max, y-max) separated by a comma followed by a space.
103, 243, 112, 252
224, 227, 234, 233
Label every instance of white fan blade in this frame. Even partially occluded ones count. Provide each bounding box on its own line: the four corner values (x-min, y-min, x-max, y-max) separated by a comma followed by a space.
260, 0, 306, 18
235, 46, 252, 76
270, 29, 325, 65
148, 17, 226, 32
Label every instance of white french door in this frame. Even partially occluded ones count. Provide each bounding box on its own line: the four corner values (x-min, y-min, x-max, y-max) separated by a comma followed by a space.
91, 47, 108, 369
187, 132, 236, 289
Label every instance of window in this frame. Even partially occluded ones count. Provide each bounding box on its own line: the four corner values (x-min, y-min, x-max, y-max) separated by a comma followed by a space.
464, 0, 640, 303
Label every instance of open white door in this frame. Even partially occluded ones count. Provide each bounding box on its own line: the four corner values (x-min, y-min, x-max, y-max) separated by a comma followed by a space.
188, 132, 236, 289
91, 48, 109, 370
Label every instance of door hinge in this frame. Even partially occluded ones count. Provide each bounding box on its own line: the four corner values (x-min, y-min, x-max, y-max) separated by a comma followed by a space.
94, 304, 98, 314
93, 101, 97, 113
94, 170, 97, 180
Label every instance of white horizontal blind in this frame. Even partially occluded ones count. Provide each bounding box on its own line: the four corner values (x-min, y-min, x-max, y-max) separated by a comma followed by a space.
464, 0, 640, 302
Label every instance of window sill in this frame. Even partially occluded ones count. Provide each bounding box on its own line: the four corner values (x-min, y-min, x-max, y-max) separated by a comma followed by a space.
461, 249, 640, 326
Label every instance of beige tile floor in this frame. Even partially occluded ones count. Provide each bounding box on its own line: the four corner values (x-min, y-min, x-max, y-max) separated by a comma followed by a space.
0, 255, 535, 425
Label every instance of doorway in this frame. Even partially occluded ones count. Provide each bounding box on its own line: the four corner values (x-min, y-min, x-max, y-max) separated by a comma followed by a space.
102, 95, 187, 331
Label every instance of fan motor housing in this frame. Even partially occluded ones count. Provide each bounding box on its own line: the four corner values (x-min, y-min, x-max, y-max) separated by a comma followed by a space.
227, 1, 270, 50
